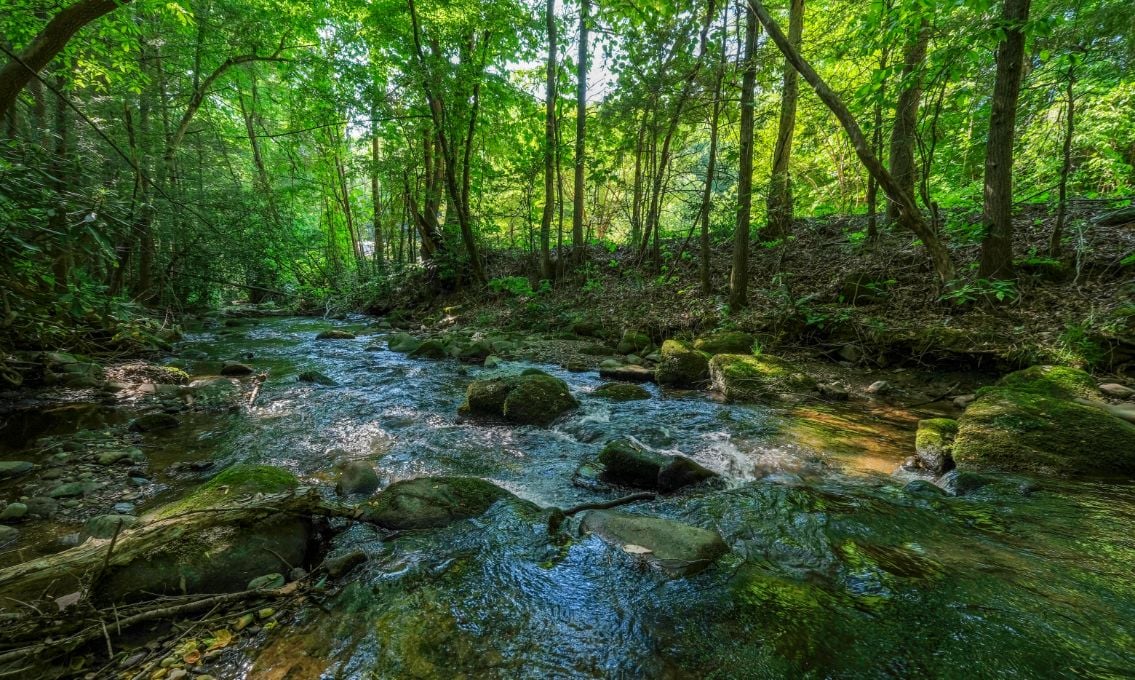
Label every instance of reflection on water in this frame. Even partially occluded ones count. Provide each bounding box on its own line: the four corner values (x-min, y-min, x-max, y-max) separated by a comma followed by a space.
9, 316, 1135, 677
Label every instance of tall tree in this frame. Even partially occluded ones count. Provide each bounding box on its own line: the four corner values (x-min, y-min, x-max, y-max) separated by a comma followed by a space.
764, 0, 804, 240
700, 2, 729, 294
729, 3, 759, 309
978, 0, 1032, 280
572, 0, 589, 264
749, 0, 955, 284
885, 17, 930, 224
540, 0, 557, 280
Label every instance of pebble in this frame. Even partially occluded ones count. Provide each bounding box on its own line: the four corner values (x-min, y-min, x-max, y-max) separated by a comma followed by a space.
113, 502, 137, 514
0, 503, 28, 521
167, 669, 188, 680
1099, 383, 1134, 399
25, 496, 58, 517
0, 525, 18, 543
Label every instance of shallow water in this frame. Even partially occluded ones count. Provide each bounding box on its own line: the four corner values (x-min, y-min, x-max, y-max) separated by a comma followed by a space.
8, 316, 1135, 677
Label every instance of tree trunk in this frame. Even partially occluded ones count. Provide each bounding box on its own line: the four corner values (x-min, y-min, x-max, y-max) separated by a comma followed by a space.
699, 8, 727, 295
749, 0, 955, 285
630, 115, 646, 247
572, 0, 589, 265
978, 0, 1031, 280
885, 19, 930, 224
729, 5, 759, 310
540, 0, 557, 280
0, 0, 132, 121
372, 132, 385, 269
1049, 56, 1075, 257
764, 0, 804, 240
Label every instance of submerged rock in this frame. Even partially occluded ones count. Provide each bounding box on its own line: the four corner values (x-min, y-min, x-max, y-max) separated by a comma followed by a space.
655, 340, 710, 388
709, 354, 817, 402
597, 439, 717, 492
461, 373, 578, 426
598, 364, 655, 383
0, 503, 27, 521
593, 382, 651, 401
316, 330, 356, 340
130, 412, 180, 432
47, 481, 102, 498
579, 510, 728, 576
220, 362, 254, 376
0, 461, 33, 479
363, 476, 513, 530
953, 370, 1135, 475
913, 418, 958, 474
336, 461, 380, 496
387, 333, 422, 353
298, 370, 337, 386
693, 331, 755, 356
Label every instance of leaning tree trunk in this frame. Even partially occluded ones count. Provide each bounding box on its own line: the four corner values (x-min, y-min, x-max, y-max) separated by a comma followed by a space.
729, 5, 759, 310
978, 0, 1032, 280
885, 19, 930, 224
764, 0, 804, 240
749, 0, 955, 285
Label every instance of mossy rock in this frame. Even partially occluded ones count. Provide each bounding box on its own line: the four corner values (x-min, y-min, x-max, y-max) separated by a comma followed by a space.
410, 339, 447, 359
388, 333, 422, 353
693, 331, 755, 356
994, 365, 1097, 400
130, 412, 180, 433
363, 476, 513, 530
316, 330, 356, 340
502, 374, 579, 426
220, 362, 254, 376
914, 418, 958, 474
655, 339, 710, 388
709, 354, 817, 402
593, 382, 651, 401
616, 330, 652, 355
298, 370, 337, 386
457, 341, 493, 363
461, 378, 514, 416
580, 510, 728, 576
579, 344, 617, 356
596, 439, 716, 491
151, 465, 299, 520
952, 388, 1135, 475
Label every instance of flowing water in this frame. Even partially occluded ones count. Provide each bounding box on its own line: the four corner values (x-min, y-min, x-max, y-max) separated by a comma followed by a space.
6, 316, 1135, 678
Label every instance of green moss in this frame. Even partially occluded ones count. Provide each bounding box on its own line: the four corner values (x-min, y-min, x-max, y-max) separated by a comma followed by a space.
597, 439, 667, 487
593, 382, 651, 401
151, 464, 298, 519
460, 377, 515, 415
410, 339, 447, 359
709, 353, 817, 402
364, 476, 512, 529
915, 418, 958, 453
502, 374, 578, 425
693, 331, 756, 355
993, 365, 1098, 400
655, 339, 710, 388
953, 387, 1135, 475
616, 330, 652, 354
316, 330, 356, 340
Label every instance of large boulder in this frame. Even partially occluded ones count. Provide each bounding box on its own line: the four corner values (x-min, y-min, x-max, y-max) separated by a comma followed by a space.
363, 476, 513, 530
616, 330, 653, 355
655, 340, 710, 388
579, 510, 729, 576
693, 331, 755, 356
461, 373, 579, 426
336, 461, 380, 496
952, 386, 1135, 476
708, 354, 817, 402
410, 339, 447, 359
387, 333, 422, 353
597, 439, 717, 492
913, 418, 958, 474
993, 365, 1098, 400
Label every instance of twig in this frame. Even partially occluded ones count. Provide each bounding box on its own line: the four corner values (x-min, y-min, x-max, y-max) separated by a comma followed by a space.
561, 492, 657, 516
904, 381, 961, 408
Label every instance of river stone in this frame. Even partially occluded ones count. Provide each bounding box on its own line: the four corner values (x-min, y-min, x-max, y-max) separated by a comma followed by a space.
457, 341, 493, 363
655, 340, 710, 388
113, 502, 136, 514
952, 386, 1135, 475
48, 481, 102, 498
25, 496, 58, 517
484, 355, 502, 369
410, 339, 447, 359
914, 418, 958, 474
0, 503, 27, 521
248, 572, 286, 590
130, 412, 180, 432
616, 330, 652, 355
599, 364, 655, 383
597, 439, 717, 492
657, 456, 718, 492
363, 476, 513, 530
462, 378, 515, 416
693, 331, 755, 356
325, 550, 368, 578
83, 514, 138, 539
593, 382, 650, 401
220, 362, 255, 376
98, 449, 147, 466
709, 354, 817, 402
580, 510, 728, 576
503, 374, 579, 426
388, 333, 422, 353
298, 370, 337, 386
996, 365, 1098, 400
316, 330, 355, 340
0, 461, 33, 479
1105, 402, 1135, 424
903, 480, 947, 497
0, 525, 17, 544
336, 461, 380, 496
1099, 383, 1134, 399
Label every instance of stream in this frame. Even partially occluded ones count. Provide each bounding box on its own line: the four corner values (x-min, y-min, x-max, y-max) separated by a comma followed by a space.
3, 315, 1135, 678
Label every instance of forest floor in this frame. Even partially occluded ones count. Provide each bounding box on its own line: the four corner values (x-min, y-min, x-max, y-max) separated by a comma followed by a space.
397, 202, 1134, 388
